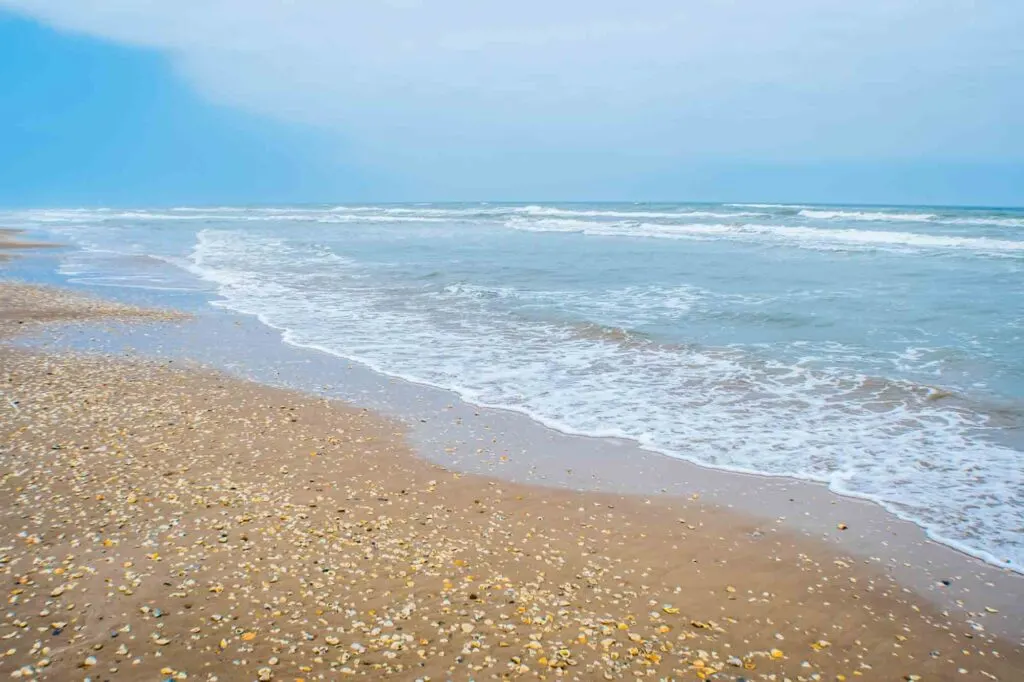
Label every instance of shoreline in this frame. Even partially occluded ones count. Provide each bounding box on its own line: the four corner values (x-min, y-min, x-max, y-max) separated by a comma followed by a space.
273, 333, 1020, 573
1, 284, 1022, 679
20, 302, 1023, 637
0, 228, 64, 261
232, 314, 1023, 572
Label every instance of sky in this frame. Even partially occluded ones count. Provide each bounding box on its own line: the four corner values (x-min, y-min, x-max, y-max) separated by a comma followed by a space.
2, 1, 1023, 206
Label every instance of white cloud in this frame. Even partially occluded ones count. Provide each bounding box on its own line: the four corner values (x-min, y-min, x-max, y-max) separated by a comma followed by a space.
4, 0, 1023, 185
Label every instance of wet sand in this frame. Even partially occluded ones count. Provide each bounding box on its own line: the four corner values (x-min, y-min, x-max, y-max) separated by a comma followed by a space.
0, 229, 63, 262
2, 283, 1023, 681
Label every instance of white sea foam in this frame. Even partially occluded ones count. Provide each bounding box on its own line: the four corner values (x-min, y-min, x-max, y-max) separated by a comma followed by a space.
725, 203, 811, 209
504, 217, 1024, 253
947, 216, 1024, 228
8, 207, 454, 224
317, 214, 450, 223
9, 204, 1023, 230
800, 209, 939, 222
800, 208, 1024, 227
504, 217, 601, 232
511, 205, 767, 220
179, 228, 1024, 571
329, 205, 510, 217
434, 282, 701, 328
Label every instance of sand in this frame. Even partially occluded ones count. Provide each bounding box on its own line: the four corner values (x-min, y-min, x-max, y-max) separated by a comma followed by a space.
0, 230, 63, 263
0, 281, 183, 332
1, 282, 1022, 681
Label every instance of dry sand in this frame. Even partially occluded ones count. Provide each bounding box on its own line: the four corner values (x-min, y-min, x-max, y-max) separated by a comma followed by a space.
1, 282, 1021, 681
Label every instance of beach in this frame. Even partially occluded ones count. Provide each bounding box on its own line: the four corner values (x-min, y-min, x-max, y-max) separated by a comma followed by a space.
4, 0, 1022, 676
3, 254, 1023, 679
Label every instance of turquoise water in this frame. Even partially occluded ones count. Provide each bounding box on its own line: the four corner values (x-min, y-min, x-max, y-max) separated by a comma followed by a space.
7, 202, 1023, 570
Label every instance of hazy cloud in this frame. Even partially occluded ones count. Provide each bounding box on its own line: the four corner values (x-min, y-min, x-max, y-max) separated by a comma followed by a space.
5, 0, 1023, 194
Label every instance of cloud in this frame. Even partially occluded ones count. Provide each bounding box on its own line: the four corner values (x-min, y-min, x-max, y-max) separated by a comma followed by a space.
4, 0, 1023, 191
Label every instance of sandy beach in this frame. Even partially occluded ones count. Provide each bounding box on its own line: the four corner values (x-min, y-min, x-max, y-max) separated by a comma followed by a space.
1, 279, 1022, 681
4, 2, 1022, 677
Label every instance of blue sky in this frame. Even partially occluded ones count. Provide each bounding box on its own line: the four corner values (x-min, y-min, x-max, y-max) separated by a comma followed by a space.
2, 2, 1023, 206
0, 15, 373, 206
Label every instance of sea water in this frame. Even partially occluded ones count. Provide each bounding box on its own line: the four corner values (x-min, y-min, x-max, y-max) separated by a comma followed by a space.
6, 202, 1023, 570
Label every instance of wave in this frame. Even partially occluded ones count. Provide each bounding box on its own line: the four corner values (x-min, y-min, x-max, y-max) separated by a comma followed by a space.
14, 209, 456, 224
334, 204, 773, 220
433, 281, 701, 327
317, 214, 451, 224
800, 209, 939, 222
800, 208, 1024, 228
726, 203, 811, 209
566, 321, 652, 346
947, 216, 1024, 228
10, 204, 1024, 230
0, 204, 771, 225
504, 217, 601, 232
504, 217, 1024, 253
511, 205, 767, 220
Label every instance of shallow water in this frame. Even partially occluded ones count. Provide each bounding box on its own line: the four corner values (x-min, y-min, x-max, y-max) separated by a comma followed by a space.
6, 202, 1023, 570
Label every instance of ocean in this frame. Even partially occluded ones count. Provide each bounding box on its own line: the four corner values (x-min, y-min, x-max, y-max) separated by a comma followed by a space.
7, 202, 1023, 570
